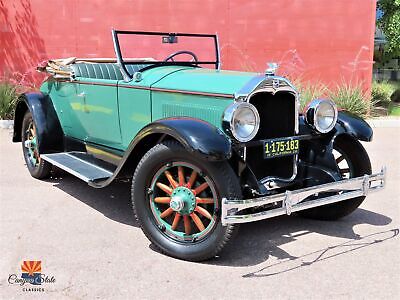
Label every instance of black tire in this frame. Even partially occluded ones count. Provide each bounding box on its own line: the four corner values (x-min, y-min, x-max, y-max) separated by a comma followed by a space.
21, 111, 52, 179
299, 135, 372, 220
131, 140, 242, 261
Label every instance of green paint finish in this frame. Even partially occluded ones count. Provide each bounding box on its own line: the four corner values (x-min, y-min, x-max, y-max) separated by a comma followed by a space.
41, 66, 257, 151
75, 78, 121, 147
152, 68, 257, 95
152, 91, 232, 129
117, 82, 152, 148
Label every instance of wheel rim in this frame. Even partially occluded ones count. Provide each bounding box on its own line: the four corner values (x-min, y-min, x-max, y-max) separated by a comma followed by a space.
24, 121, 40, 167
333, 147, 354, 179
149, 162, 218, 243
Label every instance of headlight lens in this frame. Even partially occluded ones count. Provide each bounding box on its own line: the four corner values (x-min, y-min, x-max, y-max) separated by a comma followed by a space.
223, 102, 260, 142
305, 99, 338, 133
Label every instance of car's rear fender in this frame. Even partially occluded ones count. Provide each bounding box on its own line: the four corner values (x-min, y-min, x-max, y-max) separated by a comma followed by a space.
13, 92, 64, 153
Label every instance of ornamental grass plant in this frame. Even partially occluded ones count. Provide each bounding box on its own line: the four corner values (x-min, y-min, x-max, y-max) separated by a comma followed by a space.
0, 81, 18, 120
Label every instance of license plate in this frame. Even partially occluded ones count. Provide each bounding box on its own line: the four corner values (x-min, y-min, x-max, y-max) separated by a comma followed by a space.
264, 138, 299, 158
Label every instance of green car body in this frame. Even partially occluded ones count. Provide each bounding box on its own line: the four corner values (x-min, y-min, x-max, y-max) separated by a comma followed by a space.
41, 66, 255, 151
12, 30, 385, 261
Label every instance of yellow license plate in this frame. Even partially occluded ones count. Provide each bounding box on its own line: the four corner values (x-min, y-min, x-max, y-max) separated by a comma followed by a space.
264, 138, 299, 158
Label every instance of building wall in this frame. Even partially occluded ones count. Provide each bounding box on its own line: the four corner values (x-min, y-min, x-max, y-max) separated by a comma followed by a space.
0, 0, 376, 89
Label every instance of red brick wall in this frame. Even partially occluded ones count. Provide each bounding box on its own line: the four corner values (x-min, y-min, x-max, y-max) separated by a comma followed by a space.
0, 0, 376, 89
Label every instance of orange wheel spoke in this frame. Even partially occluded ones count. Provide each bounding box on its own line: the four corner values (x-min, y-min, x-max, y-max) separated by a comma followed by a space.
156, 182, 173, 195
164, 170, 178, 188
178, 166, 185, 186
196, 197, 214, 204
183, 215, 191, 234
193, 182, 209, 195
190, 213, 205, 231
154, 197, 171, 204
160, 207, 174, 218
186, 171, 197, 189
171, 213, 181, 230
195, 206, 213, 220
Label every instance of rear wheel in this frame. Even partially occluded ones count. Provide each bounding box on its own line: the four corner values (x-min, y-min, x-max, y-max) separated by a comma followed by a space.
300, 135, 371, 220
131, 140, 242, 261
21, 111, 52, 179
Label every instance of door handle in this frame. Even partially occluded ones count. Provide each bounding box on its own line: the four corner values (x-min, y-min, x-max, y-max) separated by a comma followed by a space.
77, 92, 89, 113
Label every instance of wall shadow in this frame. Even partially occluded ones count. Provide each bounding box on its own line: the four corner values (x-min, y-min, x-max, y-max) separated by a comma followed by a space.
0, 0, 46, 84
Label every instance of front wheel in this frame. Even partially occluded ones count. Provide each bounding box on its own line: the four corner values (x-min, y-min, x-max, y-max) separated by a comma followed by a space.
299, 135, 372, 220
131, 140, 242, 261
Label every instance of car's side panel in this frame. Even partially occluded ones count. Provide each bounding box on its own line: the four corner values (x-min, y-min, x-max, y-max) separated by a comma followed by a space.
151, 91, 233, 130
117, 83, 152, 149
75, 78, 122, 148
40, 80, 86, 141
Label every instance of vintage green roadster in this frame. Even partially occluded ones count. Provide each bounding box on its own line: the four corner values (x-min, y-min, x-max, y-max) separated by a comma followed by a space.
13, 30, 385, 261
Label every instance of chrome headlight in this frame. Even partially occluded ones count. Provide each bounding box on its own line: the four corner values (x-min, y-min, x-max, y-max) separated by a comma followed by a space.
305, 99, 338, 133
223, 102, 260, 142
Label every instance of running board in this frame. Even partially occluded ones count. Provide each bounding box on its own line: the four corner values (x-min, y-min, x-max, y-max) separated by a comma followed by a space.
41, 152, 114, 183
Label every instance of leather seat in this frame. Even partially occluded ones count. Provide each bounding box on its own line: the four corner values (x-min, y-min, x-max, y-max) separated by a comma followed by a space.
71, 63, 149, 80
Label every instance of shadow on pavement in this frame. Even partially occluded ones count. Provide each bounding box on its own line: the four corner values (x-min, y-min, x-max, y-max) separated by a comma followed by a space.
50, 174, 138, 227
211, 208, 393, 267
49, 174, 394, 269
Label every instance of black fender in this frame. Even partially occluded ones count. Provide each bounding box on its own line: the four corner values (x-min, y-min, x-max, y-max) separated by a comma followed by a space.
90, 117, 232, 188
297, 111, 372, 181
137, 118, 232, 161
13, 92, 64, 153
334, 111, 373, 142
299, 111, 373, 142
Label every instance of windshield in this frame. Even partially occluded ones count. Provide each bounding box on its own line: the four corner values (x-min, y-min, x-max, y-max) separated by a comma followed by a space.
112, 30, 220, 79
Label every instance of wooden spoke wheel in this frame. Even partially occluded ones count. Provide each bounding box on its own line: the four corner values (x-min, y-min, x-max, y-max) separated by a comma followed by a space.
131, 141, 242, 261
149, 162, 218, 242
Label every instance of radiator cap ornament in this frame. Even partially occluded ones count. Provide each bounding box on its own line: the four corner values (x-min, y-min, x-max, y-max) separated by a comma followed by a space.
265, 62, 279, 76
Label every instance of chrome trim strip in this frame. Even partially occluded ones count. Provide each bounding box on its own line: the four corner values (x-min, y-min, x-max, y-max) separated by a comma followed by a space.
70, 80, 234, 98
221, 167, 386, 225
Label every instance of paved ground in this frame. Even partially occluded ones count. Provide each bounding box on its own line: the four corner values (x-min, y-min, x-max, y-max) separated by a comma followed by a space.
1, 127, 399, 299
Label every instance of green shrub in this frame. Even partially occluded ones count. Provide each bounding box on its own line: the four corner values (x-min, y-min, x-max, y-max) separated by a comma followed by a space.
292, 79, 328, 111
329, 81, 376, 119
0, 81, 18, 119
371, 81, 397, 105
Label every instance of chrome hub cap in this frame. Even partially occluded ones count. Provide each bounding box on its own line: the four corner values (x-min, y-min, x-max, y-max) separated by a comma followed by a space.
169, 187, 196, 214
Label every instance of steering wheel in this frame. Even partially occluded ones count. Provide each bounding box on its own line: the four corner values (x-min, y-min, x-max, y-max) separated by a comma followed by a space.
163, 50, 198, 63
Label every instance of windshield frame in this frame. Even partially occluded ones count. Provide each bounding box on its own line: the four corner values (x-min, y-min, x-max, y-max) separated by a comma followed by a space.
112, 30, 220, 81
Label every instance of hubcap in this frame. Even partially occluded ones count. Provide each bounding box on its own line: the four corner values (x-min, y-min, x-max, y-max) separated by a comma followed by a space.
170, 187, 196, 214
149, 162, 218, 242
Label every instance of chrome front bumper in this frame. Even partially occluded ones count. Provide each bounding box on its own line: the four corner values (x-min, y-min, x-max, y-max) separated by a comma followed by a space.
221, 167, 386, 225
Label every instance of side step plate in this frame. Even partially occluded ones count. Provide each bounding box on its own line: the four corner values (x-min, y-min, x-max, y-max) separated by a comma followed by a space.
41, 152, 113, 183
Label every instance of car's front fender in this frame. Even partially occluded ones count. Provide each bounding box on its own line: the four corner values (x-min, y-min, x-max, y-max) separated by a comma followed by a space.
133, 117, 232, 161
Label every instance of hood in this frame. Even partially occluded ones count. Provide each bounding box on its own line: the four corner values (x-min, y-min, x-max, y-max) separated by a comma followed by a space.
150, 67, 258, 96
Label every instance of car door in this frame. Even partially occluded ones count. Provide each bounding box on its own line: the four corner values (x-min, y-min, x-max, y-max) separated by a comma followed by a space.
75, 78, 122, 148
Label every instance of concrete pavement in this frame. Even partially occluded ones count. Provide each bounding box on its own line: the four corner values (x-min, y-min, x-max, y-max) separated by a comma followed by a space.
1, 127, 399, 299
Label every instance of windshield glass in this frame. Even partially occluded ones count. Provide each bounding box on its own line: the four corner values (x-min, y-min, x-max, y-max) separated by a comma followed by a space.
113, 31, 219, 76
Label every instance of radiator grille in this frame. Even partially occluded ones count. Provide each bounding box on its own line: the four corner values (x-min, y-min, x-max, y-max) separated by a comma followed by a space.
246, 91, 296, 180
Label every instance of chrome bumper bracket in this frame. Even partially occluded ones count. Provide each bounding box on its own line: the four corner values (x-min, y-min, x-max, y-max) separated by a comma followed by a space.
222, 167, 386, 225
